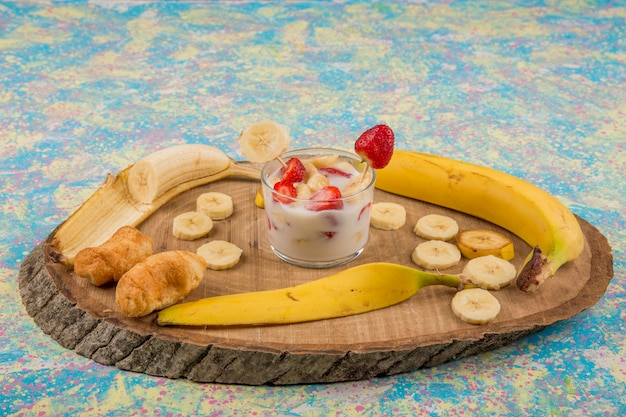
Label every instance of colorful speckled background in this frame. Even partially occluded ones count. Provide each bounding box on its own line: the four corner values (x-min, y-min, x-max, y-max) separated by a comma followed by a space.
1, 0, 625, 415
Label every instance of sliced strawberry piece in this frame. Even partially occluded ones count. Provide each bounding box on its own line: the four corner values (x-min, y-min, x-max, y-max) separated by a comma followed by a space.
354, 124, 395, 169
272, 180, 297, 204
358, 202, 372, 221
305, 186, 343, 211
281, 157, 306, 182
266, 216, 279, 230
319, 167, 352, 178
323, 213, 339, 226
320, 231, 336, 239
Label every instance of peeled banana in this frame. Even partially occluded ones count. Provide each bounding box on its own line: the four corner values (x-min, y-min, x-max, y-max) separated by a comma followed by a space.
127, 144, 231, 204
50, 144, 260, 265
376, 150, 585, 292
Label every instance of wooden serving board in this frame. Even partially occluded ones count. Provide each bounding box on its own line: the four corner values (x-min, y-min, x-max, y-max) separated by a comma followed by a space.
19, 173, 613, 385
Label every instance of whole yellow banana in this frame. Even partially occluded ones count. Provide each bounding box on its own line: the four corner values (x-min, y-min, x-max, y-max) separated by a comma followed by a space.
375, 150, 585, 292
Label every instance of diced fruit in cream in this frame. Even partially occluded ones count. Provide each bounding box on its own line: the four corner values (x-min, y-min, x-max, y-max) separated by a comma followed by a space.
261, 150, 375, 265
272, 180, 297, 204
305, 186, 343, 211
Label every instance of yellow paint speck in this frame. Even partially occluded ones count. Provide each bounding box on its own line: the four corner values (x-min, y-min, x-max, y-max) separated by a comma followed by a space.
171, 45, 200, 61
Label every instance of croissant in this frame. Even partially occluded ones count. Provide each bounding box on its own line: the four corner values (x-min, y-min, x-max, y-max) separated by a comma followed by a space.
74, 226, 153, 286
115, 250, 206, 317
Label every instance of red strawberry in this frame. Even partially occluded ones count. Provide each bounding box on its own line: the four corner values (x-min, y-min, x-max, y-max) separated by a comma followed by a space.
281, 157, 306, 182
305, 186, 343, 211
319, 167, 352, 178
272, 180, 297, 204
354, 124, 395, 169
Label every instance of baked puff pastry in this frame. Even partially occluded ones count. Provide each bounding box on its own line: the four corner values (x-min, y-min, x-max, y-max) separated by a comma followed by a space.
115, 250, 206, 317
74, 226, 154, 286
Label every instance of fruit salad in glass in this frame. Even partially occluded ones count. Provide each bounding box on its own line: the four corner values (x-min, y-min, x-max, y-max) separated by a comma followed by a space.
239, 121, 394, 268
261, 148, 375, 268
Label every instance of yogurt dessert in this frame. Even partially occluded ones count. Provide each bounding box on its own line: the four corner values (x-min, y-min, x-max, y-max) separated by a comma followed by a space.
239, 120, 395, 268
261, 148, 375, 267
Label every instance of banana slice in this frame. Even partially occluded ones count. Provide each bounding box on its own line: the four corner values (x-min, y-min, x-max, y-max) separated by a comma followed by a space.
196, 240, 243, 270
414, 214, 459, 241
302, 160, 319, 182
254, 185, 265, 209
295, 183, 313, 199
310, 154, 339, 167
370, 202, 406, 230
451, 288, 501, 325
238, 120, 290, 163
341, 168, 373, 197
462, 255, 517, 290
306, 172, 330, 192
172, 211, 213, 240
457, 229, 515, 260
197, 192, 234, 220
411, 240, 461, 269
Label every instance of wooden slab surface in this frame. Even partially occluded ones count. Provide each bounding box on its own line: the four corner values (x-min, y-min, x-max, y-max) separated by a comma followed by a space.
19, 174, 614, 385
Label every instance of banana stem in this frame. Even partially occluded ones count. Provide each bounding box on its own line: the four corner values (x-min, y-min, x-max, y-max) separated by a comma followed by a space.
228, 161, 261, 180
416, 270, 464, 291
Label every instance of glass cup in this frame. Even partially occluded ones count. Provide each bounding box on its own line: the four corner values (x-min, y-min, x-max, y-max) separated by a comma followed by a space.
261, 147, 376, 268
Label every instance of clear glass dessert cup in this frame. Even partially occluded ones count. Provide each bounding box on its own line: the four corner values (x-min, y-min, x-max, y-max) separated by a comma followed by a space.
261, 148, 376, 268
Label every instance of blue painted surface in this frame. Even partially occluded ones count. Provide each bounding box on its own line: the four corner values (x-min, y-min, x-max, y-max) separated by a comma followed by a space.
1, 1, 624, 415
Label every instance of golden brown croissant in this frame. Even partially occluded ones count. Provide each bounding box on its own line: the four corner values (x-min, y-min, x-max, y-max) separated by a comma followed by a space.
115, 250, 206, 317
74, 226, 154, 286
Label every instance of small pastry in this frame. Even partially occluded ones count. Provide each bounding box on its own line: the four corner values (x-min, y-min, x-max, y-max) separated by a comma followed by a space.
74, 226, 153, 286
115, 251, 206, 317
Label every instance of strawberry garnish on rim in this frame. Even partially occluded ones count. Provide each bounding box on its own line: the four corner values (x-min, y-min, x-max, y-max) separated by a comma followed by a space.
272, 180, 297, 204
354, 124, 395, 169
281, 157, 306, 182
305, 186, 344, 211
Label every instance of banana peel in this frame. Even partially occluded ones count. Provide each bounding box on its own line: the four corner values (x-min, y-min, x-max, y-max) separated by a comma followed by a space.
50, 145, 260, 265
157, 263, 462, 326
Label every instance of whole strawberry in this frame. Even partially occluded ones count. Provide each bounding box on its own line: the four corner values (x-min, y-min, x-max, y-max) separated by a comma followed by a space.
354, 124, 395, 169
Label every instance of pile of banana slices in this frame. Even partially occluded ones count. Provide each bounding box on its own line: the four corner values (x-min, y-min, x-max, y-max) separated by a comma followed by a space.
369, 207, 519, 324
172, 191, 243, 270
